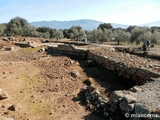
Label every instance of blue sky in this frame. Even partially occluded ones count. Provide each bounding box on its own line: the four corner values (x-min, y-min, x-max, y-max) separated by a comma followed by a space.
1, 0, 160, 25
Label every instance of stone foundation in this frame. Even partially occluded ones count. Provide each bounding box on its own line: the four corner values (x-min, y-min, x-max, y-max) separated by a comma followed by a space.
46, 44, 160, 84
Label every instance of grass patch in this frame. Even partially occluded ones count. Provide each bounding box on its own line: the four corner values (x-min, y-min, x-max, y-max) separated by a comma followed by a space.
18, 74, 44, 100
20, 46, 46, 52
21, 74, 43, 91
31, 101, 52, 116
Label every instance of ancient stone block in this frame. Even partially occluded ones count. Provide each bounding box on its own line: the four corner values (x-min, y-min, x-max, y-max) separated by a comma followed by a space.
119, 100, 134, 113
134, 103, 151, 115
123, 94, 137, 104
110, 90, 125, 104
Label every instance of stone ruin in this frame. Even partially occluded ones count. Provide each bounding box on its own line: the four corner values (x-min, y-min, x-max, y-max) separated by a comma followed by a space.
3, 40, 160, 119
46, 43, 160, 119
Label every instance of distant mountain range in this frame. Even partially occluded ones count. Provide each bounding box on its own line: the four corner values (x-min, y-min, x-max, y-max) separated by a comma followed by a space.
30, 19, 160, 30
30, 19, 129, 31
140, 21, 160, 27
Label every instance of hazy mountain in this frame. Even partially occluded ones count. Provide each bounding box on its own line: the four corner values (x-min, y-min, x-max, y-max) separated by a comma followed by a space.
140, 21, 160, 27
30, 19, 129, 30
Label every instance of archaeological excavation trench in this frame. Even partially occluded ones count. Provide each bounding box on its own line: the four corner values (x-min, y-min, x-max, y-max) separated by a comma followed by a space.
1, 41, 160, 120
45, 43, 160, 120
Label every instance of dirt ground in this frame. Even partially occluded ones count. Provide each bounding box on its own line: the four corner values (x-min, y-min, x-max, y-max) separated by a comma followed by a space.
0, 38, 160, 120
0, 40, 128, 120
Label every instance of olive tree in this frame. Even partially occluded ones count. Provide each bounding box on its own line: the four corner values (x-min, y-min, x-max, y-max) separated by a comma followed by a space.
5, 17, 30, 36
130, 27, 152, 45
151, 30, 160, 44
68, 26, 84, 41
0, 23, 7, 36
54, 30, 64, 40
113, 29, 130, 45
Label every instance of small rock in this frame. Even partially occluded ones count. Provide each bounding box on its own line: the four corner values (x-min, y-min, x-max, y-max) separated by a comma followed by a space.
123, 94, 137, 104
110, 90, 124, 104
134, 103, 151, 114
70, 70, 80, 78
130, 86, 142, 92
8, 104, 22, 111
70, 60, 74, 64
87, 84, 96, 93
86, 95, 92, 101
0, 89, 9, 100
83, 78, 93, 86
90, 89, 100, 99
119, 100, 134, 113
103, 112, 109, 117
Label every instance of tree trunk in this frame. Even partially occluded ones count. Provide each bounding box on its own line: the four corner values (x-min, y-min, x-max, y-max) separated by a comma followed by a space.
117, 40, 120, 45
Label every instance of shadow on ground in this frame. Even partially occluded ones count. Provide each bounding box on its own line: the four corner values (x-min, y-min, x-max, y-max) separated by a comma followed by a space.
46, 51, 137, 120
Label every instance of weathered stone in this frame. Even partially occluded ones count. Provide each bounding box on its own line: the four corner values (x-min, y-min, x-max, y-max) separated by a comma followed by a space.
8, 104, 22, 111
70, 70, 80, 78
134, 103, 151, 115
5, 47, 14, 51
103, 112, 109, 117
123, 94, 137, 104
90, 89, 100, 99
0, 89, 8, 100
86, 95, 91, 101
110, 90, 125, 104
38, 47, 45, 52
87, 84, 96, 93
130, 86, 142, 92
119, 100, 134, 113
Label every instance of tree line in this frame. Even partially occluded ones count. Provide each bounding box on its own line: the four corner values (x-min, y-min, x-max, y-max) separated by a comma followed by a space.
0, 17, 160, 45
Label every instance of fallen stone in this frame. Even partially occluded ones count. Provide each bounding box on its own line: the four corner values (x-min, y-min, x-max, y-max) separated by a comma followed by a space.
83, 78, 93, 86
8, 104, 22, 111
0, 89, 9, 100
86, 95, 92, 101
90, 89, 100, 99
5, 47, 14, 51
87, 84, 96, 93
38, 47, 45, 52
130, 86, 142, 92
110, 90, 125, 104
103, 112, 109, 117
134, 103, 151, 115
123, 94, 137, 104
70, 70, 80, 78
119, 100, 134, 113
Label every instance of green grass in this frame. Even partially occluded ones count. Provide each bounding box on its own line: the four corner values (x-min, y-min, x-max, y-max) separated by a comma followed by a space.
17, 74, 44, 100
20, 46, 46, 52
31, 101, 52, 116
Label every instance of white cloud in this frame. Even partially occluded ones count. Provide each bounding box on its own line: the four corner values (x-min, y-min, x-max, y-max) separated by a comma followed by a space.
101, 4, 160, 25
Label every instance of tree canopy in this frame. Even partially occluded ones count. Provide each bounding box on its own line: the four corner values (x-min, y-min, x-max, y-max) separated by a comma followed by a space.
1, 17, 160, 46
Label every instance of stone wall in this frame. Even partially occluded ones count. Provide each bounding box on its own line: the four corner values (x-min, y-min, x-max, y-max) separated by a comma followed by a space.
46, 44, 160, 85
47, 44, 87, 59
87, 51, 160, 84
